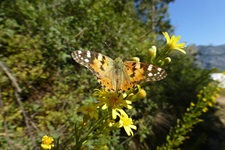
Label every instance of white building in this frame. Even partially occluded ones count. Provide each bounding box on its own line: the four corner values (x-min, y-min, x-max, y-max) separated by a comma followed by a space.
210, 73, 225, 88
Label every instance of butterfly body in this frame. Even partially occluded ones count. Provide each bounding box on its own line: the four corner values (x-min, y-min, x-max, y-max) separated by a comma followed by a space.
71, 50, 167, 93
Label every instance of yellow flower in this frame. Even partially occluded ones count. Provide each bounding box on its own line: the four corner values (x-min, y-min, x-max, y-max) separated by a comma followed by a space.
202, 107, 208, 113
215, 93, 220, 98
79, 103, 98, 119
208, 102, 213, 107
94, 90, 132, 119
197, 94, 201, 98
107, 119, 115, 127
118, 113, 137, 136
163, 32, 186, 54
211, 96, 217, 103
202, 98, 207, 102
190, 102, 195, 107
41, 135, 54, 150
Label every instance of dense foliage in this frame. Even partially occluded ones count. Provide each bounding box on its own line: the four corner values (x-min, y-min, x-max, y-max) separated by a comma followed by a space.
0, 0, 224, 149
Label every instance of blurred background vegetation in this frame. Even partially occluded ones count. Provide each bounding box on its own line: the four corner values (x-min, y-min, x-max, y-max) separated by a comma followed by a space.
0, 0, 224, 149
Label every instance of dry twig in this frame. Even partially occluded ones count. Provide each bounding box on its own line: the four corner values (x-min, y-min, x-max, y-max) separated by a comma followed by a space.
0, 61, 37, 148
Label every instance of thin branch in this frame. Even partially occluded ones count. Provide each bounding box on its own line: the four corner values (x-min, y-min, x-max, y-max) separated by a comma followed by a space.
14, 88, 36, 148
117, 23, 125, 36
0, 61, 22, 93
74, 27, 87, 42
0, 61, 36, 148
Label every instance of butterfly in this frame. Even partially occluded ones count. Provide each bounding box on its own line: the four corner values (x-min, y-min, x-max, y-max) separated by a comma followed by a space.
71, 50, 167, 93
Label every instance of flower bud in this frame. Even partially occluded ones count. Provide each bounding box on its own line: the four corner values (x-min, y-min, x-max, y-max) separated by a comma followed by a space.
137, 89, 147, 99
148, 46, 157, 59
164, 57, 171, 64
132, 57, 140, 62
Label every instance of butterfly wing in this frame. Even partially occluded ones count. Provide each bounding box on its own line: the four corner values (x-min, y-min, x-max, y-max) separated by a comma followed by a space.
116, 70, 134, 93
71, 50, 114, 77
71, 50, 117, 91
123, 61, 167, 86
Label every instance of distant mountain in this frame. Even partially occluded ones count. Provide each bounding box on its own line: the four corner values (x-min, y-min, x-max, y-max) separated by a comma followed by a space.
195, 44, 225, 71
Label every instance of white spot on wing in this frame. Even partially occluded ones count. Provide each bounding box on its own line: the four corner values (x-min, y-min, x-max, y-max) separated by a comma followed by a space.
135, 63, 140, 69
84, 58, 89, 62
98, 54, 103, 60
87, 51, 91, 58
148, 65, 153, 71
148, 72, 153, 77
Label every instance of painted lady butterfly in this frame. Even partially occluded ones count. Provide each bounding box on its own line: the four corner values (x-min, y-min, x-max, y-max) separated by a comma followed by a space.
71, 50, 167, 93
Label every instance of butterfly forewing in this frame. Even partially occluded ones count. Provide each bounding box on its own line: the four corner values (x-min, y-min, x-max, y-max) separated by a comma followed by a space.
71, 50, 114, 78
124, 61, 167, 83
71, 50, 116, 91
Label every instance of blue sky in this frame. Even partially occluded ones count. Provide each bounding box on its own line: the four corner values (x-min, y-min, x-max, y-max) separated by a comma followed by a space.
169, 0, 225, 46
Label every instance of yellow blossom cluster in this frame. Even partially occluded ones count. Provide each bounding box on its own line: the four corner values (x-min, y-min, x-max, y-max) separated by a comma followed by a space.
91, 89, 139, 136
41, 135, 54, 150
148, 32, 186, 66
189, 84, 221, 113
